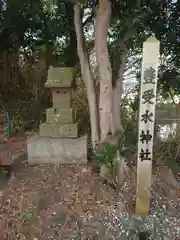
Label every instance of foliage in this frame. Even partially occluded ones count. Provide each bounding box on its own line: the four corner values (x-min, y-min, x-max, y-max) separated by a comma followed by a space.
92, 131, 126, 167
0, 0, 74, 52
72, 77, 89, 136
120, 87, 139, 158
3, 101, 43, 134
93, 142, 119, 168
92, 140, 120, 182
154, 131, 180, 174
155, 1, 180, 98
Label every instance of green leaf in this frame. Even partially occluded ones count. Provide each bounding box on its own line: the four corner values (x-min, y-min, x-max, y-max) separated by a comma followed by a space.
21, 210, 35, 219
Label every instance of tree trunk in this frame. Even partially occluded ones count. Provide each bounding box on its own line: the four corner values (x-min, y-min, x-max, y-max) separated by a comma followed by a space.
74, 5, 100, 150
95, 0, 114, 142
113, 51, 127, 132
176, 102, 180, 138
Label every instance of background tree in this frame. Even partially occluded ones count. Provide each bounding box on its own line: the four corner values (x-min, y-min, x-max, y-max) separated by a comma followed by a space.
74, 0, 174, 149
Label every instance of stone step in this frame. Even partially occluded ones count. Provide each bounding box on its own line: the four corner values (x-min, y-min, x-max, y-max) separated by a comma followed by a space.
46, 108, 75, 124
39, 122, 78, 138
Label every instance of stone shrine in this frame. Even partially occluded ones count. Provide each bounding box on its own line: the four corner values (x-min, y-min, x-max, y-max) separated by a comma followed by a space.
39, 67, 78, 138
27, 67, 87, 164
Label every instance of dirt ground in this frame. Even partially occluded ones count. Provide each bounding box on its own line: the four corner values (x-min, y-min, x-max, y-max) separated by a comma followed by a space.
0, 138, 180, 240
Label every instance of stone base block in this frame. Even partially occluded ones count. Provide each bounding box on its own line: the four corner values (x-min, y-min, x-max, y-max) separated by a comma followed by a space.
27, 134, 87, 164
46, 108, 75, 124
39, 122, 78, 138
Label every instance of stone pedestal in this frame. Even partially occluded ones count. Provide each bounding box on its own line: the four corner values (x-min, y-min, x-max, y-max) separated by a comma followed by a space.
27, 135, 87, 164
27, 67, 87, 164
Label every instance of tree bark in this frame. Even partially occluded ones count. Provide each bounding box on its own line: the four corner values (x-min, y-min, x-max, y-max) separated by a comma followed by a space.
113, 50, 127, 132
74, 4, 100, 149
95, 0, 114, 142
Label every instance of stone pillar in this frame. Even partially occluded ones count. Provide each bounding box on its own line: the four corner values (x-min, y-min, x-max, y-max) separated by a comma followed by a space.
27, 67, 87, 165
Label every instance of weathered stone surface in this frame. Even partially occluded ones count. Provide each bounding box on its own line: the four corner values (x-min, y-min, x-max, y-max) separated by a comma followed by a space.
39, 122, 78, 138
27, 134, 87, 164
46, 108, 75, 124
45, 67, 75, 88
52, 88, 72, 109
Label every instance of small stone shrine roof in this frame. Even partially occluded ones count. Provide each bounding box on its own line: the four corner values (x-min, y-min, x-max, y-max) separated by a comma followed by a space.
45, 67, 75, 88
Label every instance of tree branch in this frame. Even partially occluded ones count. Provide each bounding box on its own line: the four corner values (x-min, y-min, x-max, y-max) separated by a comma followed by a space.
74, 4, 88, 75
74, 4, 100, 148
113, 14, 142, 85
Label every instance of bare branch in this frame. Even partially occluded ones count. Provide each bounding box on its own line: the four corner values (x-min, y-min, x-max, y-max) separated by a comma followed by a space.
74, 5, 88, 74
74, 4, 100, 148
